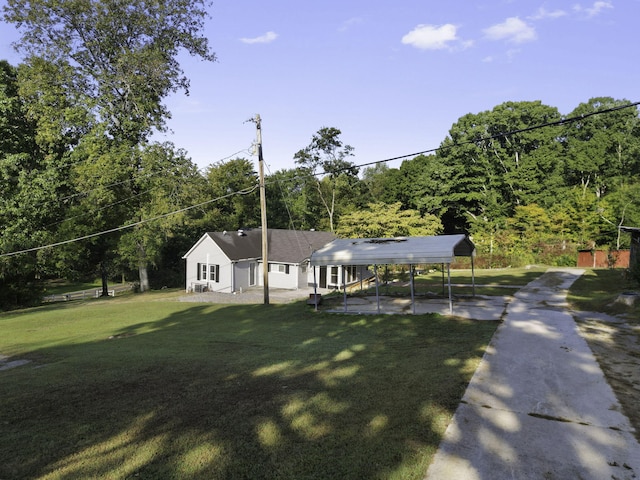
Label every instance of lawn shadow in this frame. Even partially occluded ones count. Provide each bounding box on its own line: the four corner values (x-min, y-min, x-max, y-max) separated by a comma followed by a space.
0, 300, 498, 479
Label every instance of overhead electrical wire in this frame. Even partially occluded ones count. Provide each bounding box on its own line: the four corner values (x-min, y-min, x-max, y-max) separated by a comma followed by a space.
348, 100, 640, 173
10, 144, 255, 226
0, 184, 259, 258
2, 101, 638, 258
43, 188, 155, 228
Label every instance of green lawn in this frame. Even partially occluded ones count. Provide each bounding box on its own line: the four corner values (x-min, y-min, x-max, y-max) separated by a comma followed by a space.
567, 268, 640, 320
0, 294, 498, 480
358, 266, 548, 297
42, 278, 103, 296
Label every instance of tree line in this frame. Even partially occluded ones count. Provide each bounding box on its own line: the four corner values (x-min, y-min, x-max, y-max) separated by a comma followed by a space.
1, 1, 639, 309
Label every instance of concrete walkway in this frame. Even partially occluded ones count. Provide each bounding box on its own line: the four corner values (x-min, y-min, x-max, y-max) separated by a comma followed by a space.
425, 268, 640, 480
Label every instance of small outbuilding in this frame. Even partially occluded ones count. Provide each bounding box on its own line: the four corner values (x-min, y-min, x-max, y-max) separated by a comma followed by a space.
621, 226, 640, 270
309, 234, 476, 315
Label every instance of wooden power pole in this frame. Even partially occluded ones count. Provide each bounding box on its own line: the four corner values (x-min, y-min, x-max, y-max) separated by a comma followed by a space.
254, 114, 269, 305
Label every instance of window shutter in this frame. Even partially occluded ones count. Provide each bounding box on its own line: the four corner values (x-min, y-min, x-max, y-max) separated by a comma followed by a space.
215, 265, 220, 283
285, 264, 290, 274
197, 263, 201, 280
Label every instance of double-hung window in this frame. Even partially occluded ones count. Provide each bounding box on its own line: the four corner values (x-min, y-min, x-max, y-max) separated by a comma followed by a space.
268, 263, 290, 274
197, 263, 220, 282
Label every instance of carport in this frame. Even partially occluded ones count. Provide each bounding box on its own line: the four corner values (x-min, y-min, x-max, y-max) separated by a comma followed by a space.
309, 234, 476, 315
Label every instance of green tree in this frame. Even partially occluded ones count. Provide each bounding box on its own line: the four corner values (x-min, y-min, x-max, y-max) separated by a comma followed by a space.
117, 143, 205, 291
597, 182, 640, 249
362, 164, 406, 206
265, 167, 309, 229
336, 202, 442, 238
435, 101, 563, 231
0, 60, 47, 308
294, 127, 358, 232
4, 0, 215, 144
563, 97, 640, 198
205, 158, 260, 231
4, 0, 216, 294
50, 130, 137, 291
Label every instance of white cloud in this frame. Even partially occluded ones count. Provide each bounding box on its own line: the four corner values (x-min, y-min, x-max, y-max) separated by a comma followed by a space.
529, 7, 568, 20
483, 17, 537, 43
240, 31, 278, 44
401, 24, 462, 50
339, 17, 364, 32
574, 1, 614, 17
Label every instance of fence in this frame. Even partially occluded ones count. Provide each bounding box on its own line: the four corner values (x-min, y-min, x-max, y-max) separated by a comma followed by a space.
43, 283, 134, 303
576, 250, 630, 268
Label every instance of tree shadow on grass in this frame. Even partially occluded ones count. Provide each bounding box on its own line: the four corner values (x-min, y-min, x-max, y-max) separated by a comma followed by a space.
0, 301, 497, 480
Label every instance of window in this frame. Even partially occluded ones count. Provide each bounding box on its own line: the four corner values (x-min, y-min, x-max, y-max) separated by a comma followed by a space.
201, 263, 208, 280
347, 265, 357, 283
268, 263, 290, 274
330, 266, 339, 285
196, 263, 219, 282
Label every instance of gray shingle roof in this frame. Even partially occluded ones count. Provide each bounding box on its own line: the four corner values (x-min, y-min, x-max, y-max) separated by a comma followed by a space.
208, 229, 336, 263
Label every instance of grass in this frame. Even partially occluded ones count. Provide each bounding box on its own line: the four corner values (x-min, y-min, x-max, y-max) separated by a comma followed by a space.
567, 268, 640, 321
42, 279, 103, 296
0, 293, 498, 480
356, 266, 548, 297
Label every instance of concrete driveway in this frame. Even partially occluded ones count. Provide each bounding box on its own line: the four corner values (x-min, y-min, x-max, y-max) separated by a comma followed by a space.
425, 268, 640, 480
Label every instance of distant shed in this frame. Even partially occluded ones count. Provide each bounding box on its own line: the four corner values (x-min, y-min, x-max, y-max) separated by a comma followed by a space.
621, 226, 640, 269
309, 234, 476, 315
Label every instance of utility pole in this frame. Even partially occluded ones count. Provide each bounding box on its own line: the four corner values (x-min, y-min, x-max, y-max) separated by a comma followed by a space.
254, 114, 269, 305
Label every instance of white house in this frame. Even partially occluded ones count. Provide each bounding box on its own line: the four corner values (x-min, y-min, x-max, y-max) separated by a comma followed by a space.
182, 228, 367, 293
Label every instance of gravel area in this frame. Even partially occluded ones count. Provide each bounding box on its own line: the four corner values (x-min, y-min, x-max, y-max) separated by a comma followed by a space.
178, 287, 324, 304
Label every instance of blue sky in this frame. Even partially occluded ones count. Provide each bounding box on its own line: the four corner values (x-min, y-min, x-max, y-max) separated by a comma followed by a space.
1, 0, 639, 172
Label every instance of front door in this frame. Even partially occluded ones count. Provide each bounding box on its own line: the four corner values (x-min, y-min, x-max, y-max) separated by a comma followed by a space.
249, 262, 257, 286
319, 266, 327, 288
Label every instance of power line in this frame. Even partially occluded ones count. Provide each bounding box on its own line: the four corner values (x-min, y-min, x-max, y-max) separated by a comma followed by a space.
2, 100, 637, 258
0, 185, 259, 258
348, 100, 640, 172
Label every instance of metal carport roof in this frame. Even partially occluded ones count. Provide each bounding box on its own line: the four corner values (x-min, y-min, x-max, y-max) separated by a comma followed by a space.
309, 234, 476, 315
310, 234, 475, 266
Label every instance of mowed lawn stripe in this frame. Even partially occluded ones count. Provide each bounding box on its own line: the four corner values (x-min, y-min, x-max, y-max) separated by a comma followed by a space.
0, 295, 497, 480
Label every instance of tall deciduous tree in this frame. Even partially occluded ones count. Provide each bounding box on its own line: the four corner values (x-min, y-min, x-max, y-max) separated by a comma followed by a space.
117, 142, 205, 291
4, 0, 215, 143
4, 0, 216, 294
206, 158, 260, 231
0, 60, 45, 308
336, 202, 442, 238
265, 167, 309, 230
434, 101, 563, 231
294, 127, 358, 232
563, 97, 640, 198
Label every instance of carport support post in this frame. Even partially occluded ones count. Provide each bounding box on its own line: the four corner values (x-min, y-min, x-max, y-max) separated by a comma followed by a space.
410, 264, 415, 315
313, 266, 318, 312
342, 266, 347, 313
471, 254, 476, 297
447, 263, 453, 315
374, 264, 380, 314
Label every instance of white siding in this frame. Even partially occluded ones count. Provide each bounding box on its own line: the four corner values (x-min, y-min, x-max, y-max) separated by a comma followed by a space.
184, 234, 233, 292
233, 260, 260, 292
267, 263, 297, 289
